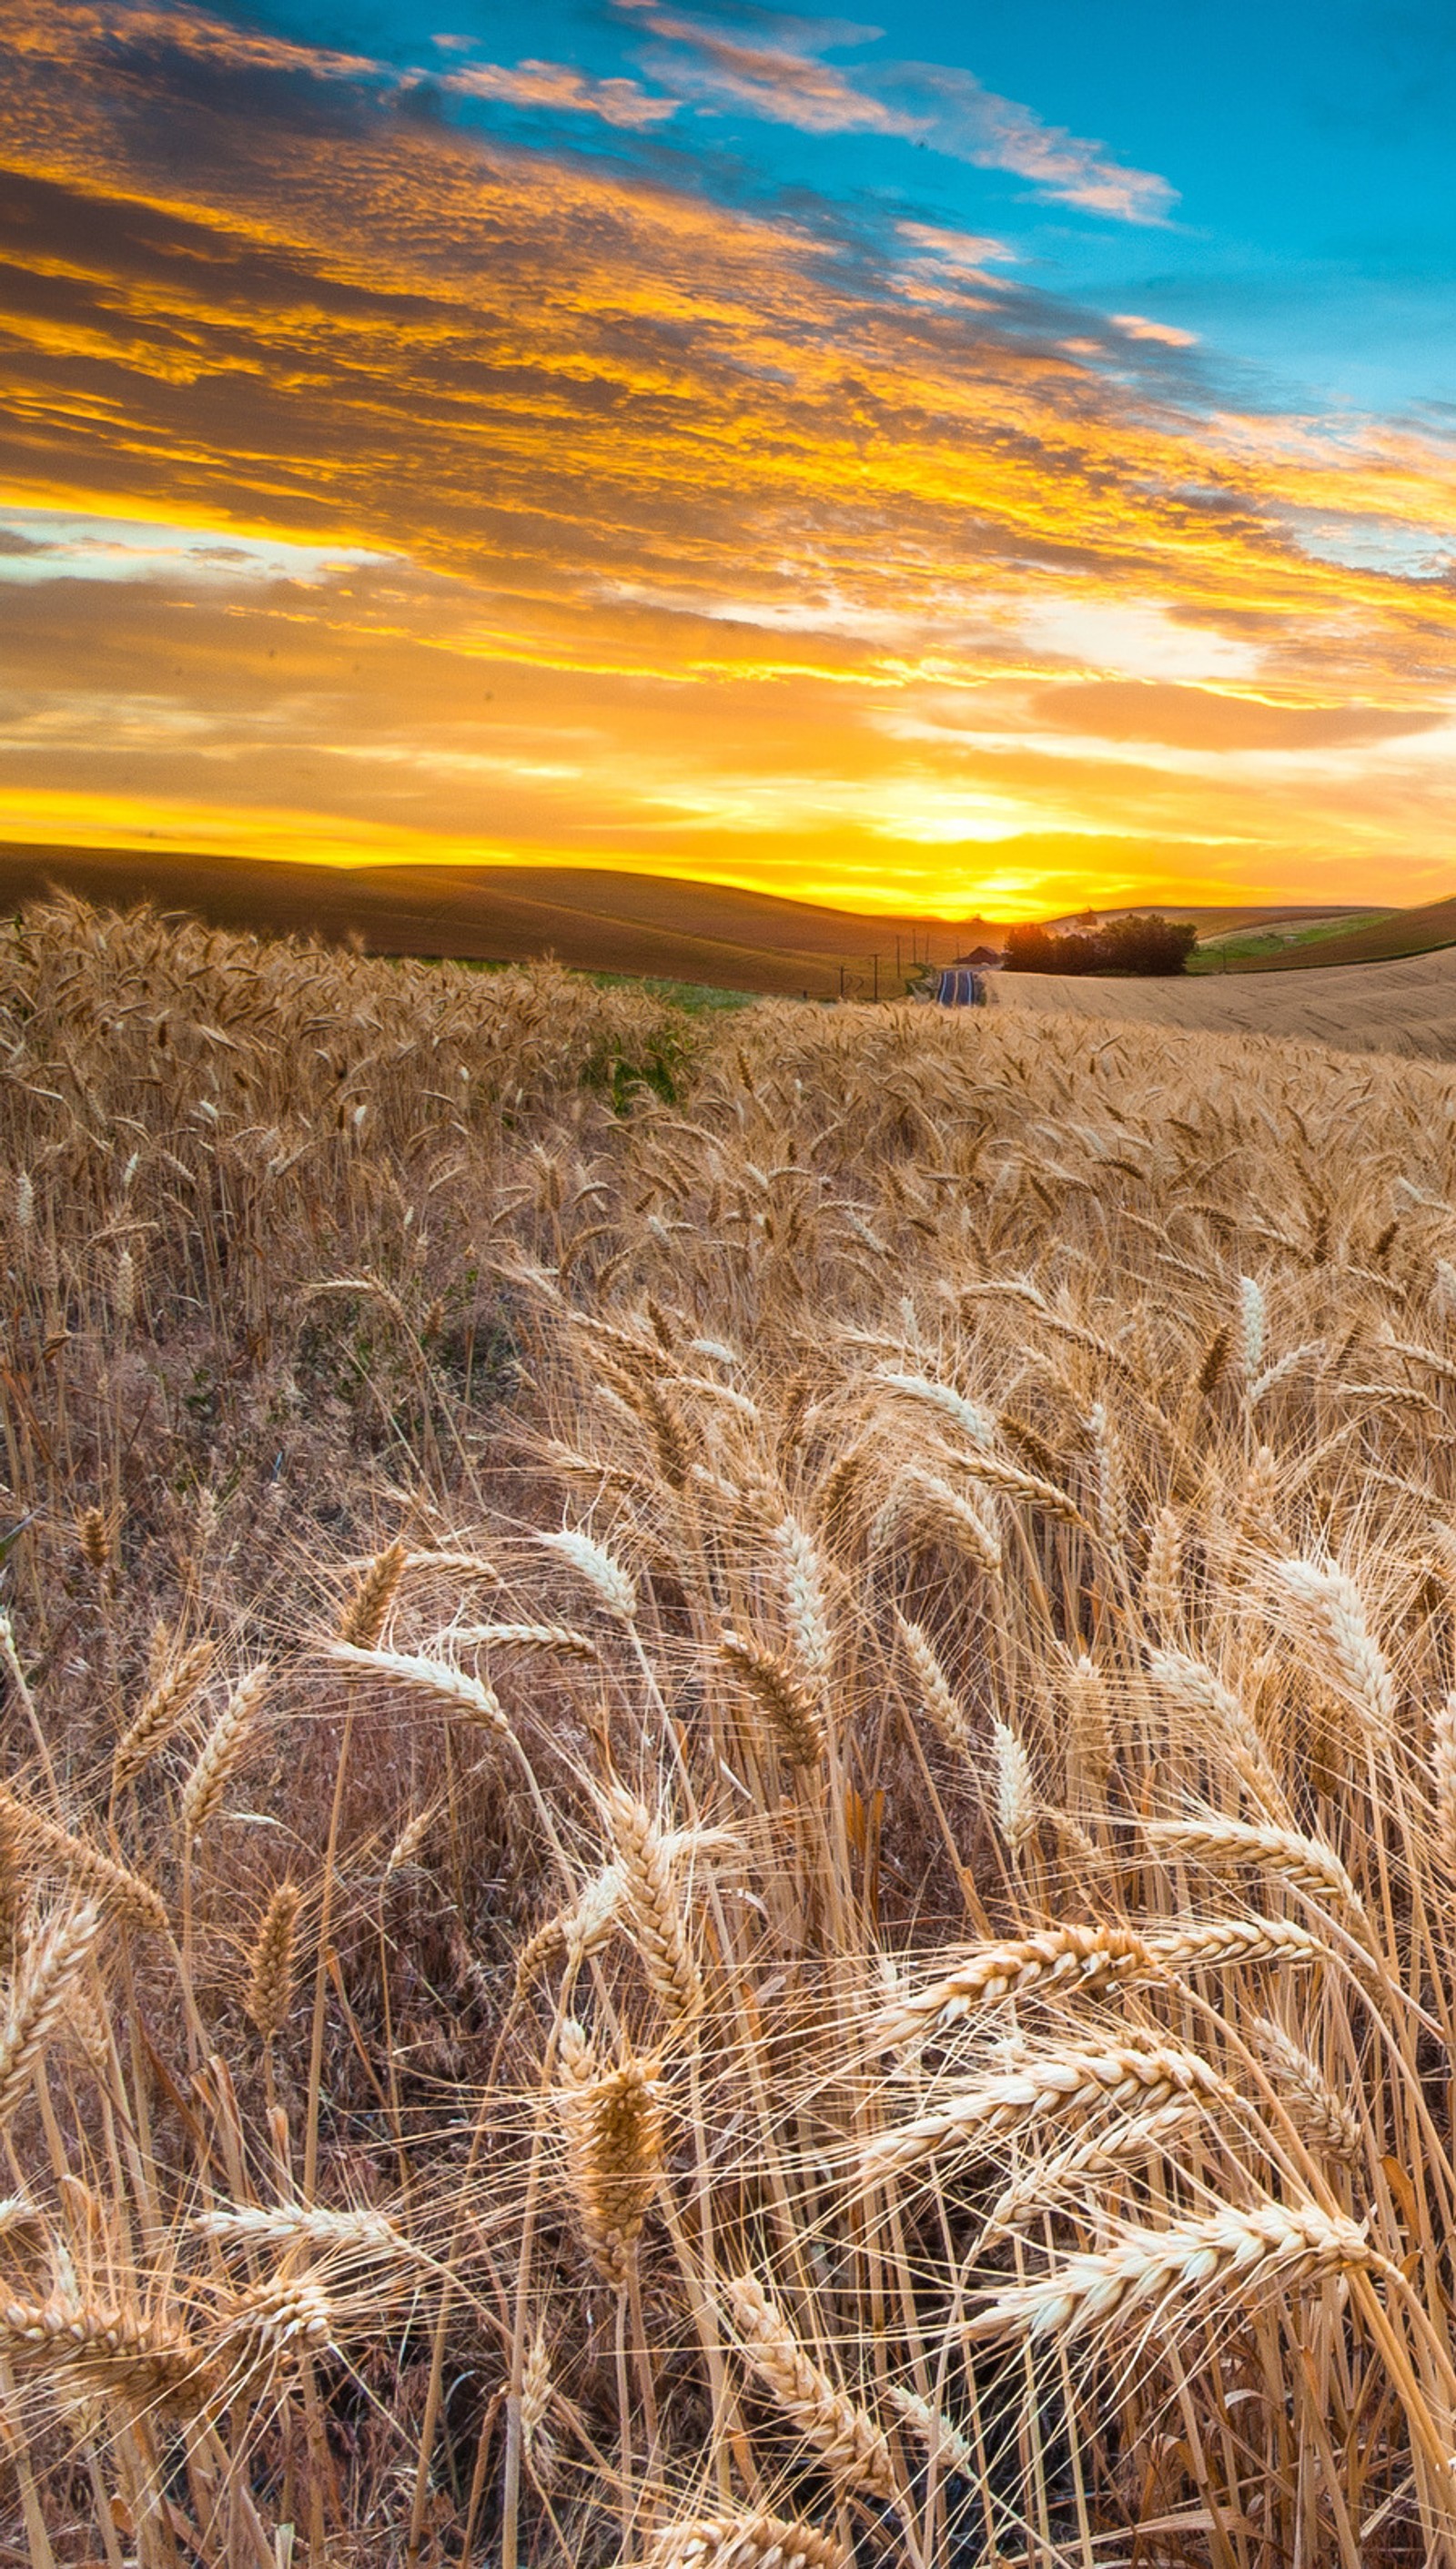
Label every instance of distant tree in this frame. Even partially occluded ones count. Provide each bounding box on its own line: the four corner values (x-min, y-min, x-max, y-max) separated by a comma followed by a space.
1002, 914, 1197, 977
1102, 915, 1198, 975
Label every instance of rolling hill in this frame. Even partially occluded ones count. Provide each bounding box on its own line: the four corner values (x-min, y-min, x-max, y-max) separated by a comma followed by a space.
0, 843, 961, 999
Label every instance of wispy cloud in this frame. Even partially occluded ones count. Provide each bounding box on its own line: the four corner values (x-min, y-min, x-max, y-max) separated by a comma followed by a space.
883, 64, 1177, 223
440, 60, 680, 129
634, 11, 915, 135
629, 6, 1177, 219
1113, 311, 1198, 347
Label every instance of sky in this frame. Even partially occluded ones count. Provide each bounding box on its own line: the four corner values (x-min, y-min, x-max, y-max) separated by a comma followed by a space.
2, 0, 1456, 919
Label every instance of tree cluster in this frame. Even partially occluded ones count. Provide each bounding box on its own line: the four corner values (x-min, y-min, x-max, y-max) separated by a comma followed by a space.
1002, 914, 1198, 976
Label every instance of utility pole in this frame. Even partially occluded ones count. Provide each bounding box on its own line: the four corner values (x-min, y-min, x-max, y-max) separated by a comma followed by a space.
873, 954, 879, 1002
895, 935, 901, 985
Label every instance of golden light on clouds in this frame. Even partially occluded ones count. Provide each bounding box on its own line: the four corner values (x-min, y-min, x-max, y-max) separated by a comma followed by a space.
1, 0, 1455, 916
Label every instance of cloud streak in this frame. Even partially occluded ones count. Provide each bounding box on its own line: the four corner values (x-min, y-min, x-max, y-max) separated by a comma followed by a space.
0, 0, 1453, 913
631, 6, 1177, 217
440, 60, 680, 129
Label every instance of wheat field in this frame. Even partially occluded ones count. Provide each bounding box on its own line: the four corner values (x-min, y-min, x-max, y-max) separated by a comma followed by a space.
994, 936, 1456, 1059
5, 896, 1456, 2567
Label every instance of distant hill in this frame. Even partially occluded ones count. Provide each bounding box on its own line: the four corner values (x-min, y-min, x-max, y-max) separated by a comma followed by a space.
0, 845, 964, 999
1228, 893, 1456, 970
2, 842, 1449, 995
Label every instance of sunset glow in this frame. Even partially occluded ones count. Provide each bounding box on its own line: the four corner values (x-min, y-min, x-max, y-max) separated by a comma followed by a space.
3, 0, 1455, 917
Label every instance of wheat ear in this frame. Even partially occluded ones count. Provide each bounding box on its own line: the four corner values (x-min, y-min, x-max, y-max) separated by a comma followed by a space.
983, 2102, 1201, 2238
725, 2274, 895, 2501
1143, 1817, 1358, 1908
965, 2198, 1373, 2345
896, 1616, 976, 1764
538, 1526, 638, 1622
863, 2039, 1225, 2182
1431, 1692, 1456, 1873
336, 1540, 408, 1648
720, 1631, 826, 1766
604, 1786, 704, 2028
0, 1789, 167, 1934
877, 1924, 1156, 2044
557, 2028, 665, 2286
892, 1469, 1002, 1576
1, 2292, 213, 2412
446, 1622, 600, 1659
991, 1719, 1036, 1861
323, 1641, 508, 1732
1275, 1557, 1396, 1733
1253, 2018, 1363, 2165
112, 1637, 215, 1789
648, 2514, 851, 2569
885, 2383, 976, 2479
180, 1665, 269, 1837
246, 1882, 301, 2039
1146, 1650, 1283, 1808
0, 1905, 101, 2124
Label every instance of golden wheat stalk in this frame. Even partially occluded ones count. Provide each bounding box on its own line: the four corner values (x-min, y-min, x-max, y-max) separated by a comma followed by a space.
965, 2197, 1374, 2345
862, 2038, 1226, 2182
112, 1636, 215, 1789
323, 1642, 508, 1732
0, 1904, 100, 2124
179, 1665, 269, 1836
0, 1789, 167, 1934
724, 2275, 895, 2501
647, 2514, 852, 2569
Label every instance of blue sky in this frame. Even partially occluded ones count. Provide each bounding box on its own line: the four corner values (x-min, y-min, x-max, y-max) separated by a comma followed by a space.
247, 0, 1456, 409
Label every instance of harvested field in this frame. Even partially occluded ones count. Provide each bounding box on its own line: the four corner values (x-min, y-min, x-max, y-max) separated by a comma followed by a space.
995, 932, 1456, 1056
6, 895, 1456, 2566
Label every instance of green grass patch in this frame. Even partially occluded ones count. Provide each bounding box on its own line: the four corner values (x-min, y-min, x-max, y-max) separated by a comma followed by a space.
1186, 911, 1394, 972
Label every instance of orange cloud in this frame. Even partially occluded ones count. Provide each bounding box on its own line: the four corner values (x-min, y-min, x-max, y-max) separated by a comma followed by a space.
0, 0, 1455, 917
